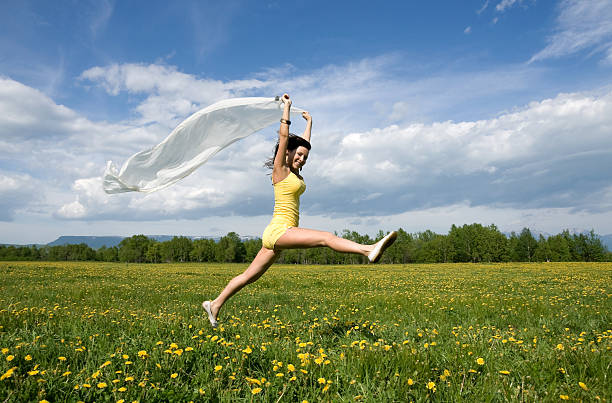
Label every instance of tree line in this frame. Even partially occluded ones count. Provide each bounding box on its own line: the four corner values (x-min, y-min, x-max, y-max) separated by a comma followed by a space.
1, 225, 610, 264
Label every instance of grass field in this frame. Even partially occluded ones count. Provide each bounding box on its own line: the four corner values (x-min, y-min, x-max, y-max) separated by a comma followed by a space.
1, 261, 610, 402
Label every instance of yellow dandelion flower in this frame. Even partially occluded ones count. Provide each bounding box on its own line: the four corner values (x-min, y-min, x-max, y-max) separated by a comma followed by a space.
28, 370, 40, 376
407, 378, 414, 386
556, 344, 564, 351
58, 356, 66, 361
122, 354, 129, 359
560, 395, 569, 400
214, 365, 222, 372
242, 346, 252, 354
251, 387, 262, 394
137, 350, 148, 358
318, 377, 326, 384
170, 373, 178, 379
499, 370, 510, 375
170, 343, 178, 349
100, 360, 112, 368
156, 341, 163, 345
117, 400, 125, 403
579, 382, 588, 391
92, 370, 101, 378
62, 371, 71, 376
39, 400, 49, 403
97, 382, 107, 388
125, 376, 134, 381
290, 376, 297, 381
185, 347, 193, 352
287, 363, 295, 371
119, 387, 127, 392
6, 355, 14, 362
199, 388, 205, 395
25, 355, 32, 361
125, 361, 133, 365
323, 384, 330, 392
1, 348, 8, 355
427, 381, 436, 391
476, 357, 485, 365
82, 383, 91, 388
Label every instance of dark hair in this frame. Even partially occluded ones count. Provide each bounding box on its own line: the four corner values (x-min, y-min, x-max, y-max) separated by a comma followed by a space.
264, 133, 311, 170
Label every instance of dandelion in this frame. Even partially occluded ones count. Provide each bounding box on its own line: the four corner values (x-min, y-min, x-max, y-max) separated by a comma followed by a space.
242, 346, 252, 354
407, 378, 414, 386
97, 382, 107, 388
251, 387, 262, 394
556, 344, 564, 351
476, 357, 485, 365
170, 373, 178, 379
28, 370, 40, 376
58, 356, 66, 361
40, 400, 49, 403
100, 360, 111, 368
560, 395, 569, 400
579, 382, 588, 391
125, 376, 134, 381
499, 370, 510, 375
287, 363, 295, 372
318, 377, 326, 384
122, 354, 129, 359
427, 381, 436, 392
1, 348, 8, 354
6, 355, 14, 362
25, 355, 32, 361
137, 350, 148, 358
62, 371, 71, 376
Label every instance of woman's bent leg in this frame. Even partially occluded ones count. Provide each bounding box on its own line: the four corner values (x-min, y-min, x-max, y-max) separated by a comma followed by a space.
210, 247, 279, 319
274, 227, 373, 256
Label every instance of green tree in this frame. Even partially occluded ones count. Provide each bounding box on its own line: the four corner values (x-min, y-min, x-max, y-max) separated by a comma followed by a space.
118, 235, 154, 263
215, 232, 246, 263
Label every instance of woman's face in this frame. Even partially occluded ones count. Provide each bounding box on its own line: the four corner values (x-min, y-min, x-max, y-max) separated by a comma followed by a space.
286, 146, 309, 170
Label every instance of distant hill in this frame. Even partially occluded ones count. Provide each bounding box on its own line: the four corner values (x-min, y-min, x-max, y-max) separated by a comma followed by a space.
45, 234, 259, 249
47, 236, 125, 249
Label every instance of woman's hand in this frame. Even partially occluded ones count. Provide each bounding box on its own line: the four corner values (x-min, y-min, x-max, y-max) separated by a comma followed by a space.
282, 93, 292, 108
302, 111, 311, 121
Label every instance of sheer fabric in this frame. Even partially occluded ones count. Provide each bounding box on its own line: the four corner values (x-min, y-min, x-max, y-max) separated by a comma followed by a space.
103, 97, 303, 194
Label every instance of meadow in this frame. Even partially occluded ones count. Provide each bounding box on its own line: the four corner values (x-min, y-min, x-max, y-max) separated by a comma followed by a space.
0, 261, 610, 402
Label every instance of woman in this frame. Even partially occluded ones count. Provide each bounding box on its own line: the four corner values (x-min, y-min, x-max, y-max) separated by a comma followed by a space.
203, 94, 397, 328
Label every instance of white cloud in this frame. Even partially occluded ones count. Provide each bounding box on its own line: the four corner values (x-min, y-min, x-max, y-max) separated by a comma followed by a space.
530, 0, 612, 62
496, 0, 518, 12
464, 26, 472, 34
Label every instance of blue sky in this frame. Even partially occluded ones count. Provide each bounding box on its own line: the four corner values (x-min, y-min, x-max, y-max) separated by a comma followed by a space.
1, 0, 612, 244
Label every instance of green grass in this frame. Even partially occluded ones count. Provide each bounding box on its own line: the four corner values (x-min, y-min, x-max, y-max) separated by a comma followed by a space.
1, 261, 611, 402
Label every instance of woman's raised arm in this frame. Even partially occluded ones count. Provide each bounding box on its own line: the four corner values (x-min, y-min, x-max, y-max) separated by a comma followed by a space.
272, 94, 292, 183
301, 111, 312, 143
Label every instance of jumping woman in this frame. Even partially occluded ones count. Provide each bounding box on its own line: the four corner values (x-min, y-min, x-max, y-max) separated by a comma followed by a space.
203, 94, 397, 328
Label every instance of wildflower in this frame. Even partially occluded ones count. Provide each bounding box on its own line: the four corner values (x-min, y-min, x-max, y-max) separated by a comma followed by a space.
82, 383, 91, 388
185, 347, 193, 352
560, 395, 569, 400
251, 387, 262, 394
62, 371, 71, 376
214, 365, 222, 372
1, 348, 8, 354
58, 356, 66, 361
427, 381, 436, 392
97, 382, 107, 388
100, 360, 111, 368
40, 400, 49, 403
137, 350, 148, 358
579, 382, 588, 391
318, 377, 326, 384
499, 370, 510, 375
287, 363, 295, 372
28, 370, 40, 376
122, 354, 129, 359
170, 373, 178, 379
559, 368, 566, 374
6, 355, 14, 362
476, 357, 485, 365
407, 378, 414, 386
25, 355, 32, 361
125, 376, 134, 381
92, 370, 101, 378
556, 344, 564, 351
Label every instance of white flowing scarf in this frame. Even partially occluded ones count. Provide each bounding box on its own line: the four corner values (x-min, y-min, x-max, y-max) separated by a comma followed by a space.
103, 97, 304, 194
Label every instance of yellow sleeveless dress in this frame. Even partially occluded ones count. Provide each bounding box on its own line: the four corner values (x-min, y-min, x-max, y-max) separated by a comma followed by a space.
262, 171, 306, 250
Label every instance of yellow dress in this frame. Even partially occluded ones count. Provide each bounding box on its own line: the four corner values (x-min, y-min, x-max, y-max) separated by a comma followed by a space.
262, 171, 306, 250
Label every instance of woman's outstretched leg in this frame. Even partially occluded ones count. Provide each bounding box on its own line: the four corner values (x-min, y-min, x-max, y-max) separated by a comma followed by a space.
275, 227, 373, 255
207, 247, 279, 321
